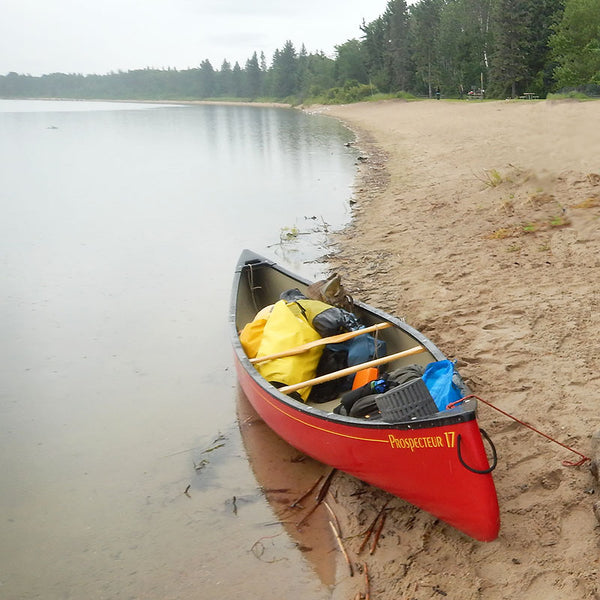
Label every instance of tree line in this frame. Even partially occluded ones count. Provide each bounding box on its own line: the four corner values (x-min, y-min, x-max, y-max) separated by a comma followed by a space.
1, 0, 599, 103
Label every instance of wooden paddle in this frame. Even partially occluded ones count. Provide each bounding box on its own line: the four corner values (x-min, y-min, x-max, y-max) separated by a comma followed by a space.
278, 344, 426, 395
249, 322, 392, 364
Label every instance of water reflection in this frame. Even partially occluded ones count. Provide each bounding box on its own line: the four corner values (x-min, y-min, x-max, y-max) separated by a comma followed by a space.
0, 100, 356, 599
237, 390, 337, 586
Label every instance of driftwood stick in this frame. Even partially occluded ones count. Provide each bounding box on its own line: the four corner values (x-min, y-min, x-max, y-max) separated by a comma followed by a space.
279, 345, 426, 394
358, 501, 389, 554
590, 430, 600, 481
323, 499, 341, 535
296, 469, 337, 528
370, 512, 387, 555
296, 502, 320, 528
289, 475, 323, 509
364, 562, 371, 600
358, 522, 378, 555
316, 468, 337, 503
250, 322, 392, 364
329, 520, 354, 577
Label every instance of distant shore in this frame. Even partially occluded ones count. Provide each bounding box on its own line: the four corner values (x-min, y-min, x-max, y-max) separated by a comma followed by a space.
310, 99, 600, 600
0, 96, 293, 109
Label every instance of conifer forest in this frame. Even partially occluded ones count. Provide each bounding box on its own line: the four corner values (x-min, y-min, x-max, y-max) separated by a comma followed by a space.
2, 0, 599, 102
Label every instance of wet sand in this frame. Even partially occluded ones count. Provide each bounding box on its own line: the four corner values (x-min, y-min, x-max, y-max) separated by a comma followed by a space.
304, 99, 600, 599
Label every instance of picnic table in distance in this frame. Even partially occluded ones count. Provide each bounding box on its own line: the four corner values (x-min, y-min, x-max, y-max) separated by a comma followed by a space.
466, 89, 484, 100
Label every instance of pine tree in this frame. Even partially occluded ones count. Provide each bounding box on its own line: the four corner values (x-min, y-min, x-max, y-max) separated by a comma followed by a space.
489, 0, 532, 97
244, 52, 262, 98
410, 0, 444, 97
272, 41, 299, 98
384, 0, 412, 92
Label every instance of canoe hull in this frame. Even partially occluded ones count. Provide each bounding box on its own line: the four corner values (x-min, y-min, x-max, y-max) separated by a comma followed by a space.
231, 250, 500, 541
234, 357, 499, 541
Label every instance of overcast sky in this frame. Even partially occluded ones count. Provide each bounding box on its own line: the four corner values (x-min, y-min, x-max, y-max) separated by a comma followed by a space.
0, 0, 418, 76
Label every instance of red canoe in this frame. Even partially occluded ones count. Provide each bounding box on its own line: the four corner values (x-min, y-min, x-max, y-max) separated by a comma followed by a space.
230, 250, 500, 541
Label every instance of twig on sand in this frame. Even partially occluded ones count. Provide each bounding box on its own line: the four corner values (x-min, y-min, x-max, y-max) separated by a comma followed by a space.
316, 468, 337, 503
289, 475, 323, 509
364, 562, 371, 600
323, 498, 342, 535
329, 520, 354, 577
296, 502, 320, 528
358, 501, 389, 554
370, 512, 387, 555
296, 469, 337, 528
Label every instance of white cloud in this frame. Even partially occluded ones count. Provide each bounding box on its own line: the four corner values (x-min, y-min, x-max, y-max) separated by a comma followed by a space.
1, 0, 400, 75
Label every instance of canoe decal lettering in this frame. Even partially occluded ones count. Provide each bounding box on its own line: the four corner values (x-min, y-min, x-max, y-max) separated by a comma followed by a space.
388, 431, 456, 451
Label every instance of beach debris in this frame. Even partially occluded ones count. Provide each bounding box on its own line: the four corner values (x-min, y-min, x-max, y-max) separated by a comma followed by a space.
328, 520, 353, 577
358, 501, 389, 554
296, 468, 337, 528
280, 225, 299, 241
363, 562, 372, 600
370, 512, 387, 555
589, 430, 600, 481
203, 432, 226, 453
184, 484, 191, 497
587, 172, 600, 185
191, 432, 228, 472
323, 498, 342, 535
289, 475, 323, 509
250, 531, 287, 564
316, 468, 337, 503
193, 458, 209, 471
351, 563, 372, 600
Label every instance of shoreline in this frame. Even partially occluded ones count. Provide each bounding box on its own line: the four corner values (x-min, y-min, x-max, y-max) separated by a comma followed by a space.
0, 96, 293, 109
310, 99, 600, 600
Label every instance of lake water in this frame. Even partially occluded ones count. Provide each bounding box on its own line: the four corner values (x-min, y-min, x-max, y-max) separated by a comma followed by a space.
0, 99, 358, 599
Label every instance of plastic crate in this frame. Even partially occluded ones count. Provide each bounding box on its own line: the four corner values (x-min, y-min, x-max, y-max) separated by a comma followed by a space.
375, 377, 438, 422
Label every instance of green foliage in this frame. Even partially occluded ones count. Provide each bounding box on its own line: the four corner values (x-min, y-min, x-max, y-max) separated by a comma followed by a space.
546, 90, 592, 99
395, 91, 418, 100
0, 0, 596, 103
335, 39, 368, 85
489, 0, 531, 98
550, 0, 600, 89
309, 80, 377, 105
410, 0, 444, 97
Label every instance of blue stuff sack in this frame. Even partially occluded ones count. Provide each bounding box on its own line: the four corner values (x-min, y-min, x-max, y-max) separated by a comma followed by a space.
326, 333, 387, 367
346, 333, 386, 367
422, 360, 464, 411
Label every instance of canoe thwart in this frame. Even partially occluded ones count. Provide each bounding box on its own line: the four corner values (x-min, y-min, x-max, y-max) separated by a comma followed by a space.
279, 344, 426, 394
250, 322, 392, 364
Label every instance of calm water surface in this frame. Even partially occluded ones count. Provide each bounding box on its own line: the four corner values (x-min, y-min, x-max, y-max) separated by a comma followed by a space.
0, 99, 358, 599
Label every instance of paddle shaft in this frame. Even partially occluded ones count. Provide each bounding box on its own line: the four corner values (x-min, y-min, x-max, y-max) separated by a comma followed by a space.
249, 322, 392, 364
278, 345, 426, 394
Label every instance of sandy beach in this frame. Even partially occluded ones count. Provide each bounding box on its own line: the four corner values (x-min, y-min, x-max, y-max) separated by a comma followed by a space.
303, 99, 600, 599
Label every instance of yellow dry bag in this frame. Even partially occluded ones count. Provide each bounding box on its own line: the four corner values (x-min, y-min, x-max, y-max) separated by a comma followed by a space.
255, 300, 323, 401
